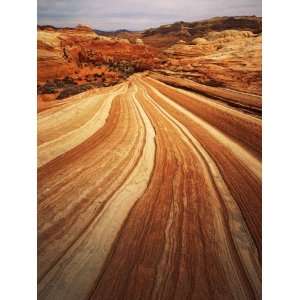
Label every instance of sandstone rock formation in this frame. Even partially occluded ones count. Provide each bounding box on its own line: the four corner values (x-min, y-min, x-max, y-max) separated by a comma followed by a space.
191, 37, 208, 45
206, 29, 256, 41
141, 16, 261, 48
160, 29, 261, 94
37, 25, 159, 107
118, 38, 130, 44
38, 73, 261, 300
37, 16, 262, 300
135, 38, 144, 45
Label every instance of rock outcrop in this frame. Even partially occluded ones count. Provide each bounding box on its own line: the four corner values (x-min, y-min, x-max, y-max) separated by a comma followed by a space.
37, 25, 160, 103
135, 38, 144, 45
160, 29, 261, 94
38, 17, 262, 103
191, 37, 208, 45
38, 74, 261, 299
141, 16, 261, 48
37, 17, 262, 300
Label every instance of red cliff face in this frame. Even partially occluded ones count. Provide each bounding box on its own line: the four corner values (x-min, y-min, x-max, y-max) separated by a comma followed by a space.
38, 27, 160, 82
37, 26, 161, 102
38, 17, 261, 101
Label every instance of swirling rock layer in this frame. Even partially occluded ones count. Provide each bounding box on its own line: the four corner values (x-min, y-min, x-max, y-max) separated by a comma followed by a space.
38, 73, 261, 300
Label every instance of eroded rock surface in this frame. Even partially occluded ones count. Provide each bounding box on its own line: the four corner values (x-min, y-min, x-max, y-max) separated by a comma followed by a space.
38, 18, 262, 299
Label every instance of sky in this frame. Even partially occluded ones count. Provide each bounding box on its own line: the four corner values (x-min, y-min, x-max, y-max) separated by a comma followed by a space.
38, 0, 262, 31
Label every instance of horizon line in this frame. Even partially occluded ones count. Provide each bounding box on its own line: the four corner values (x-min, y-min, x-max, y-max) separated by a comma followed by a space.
37, 14, 262, 32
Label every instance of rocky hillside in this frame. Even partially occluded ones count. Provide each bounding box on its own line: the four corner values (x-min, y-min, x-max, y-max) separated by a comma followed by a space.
37, 24, 160, 104
157, 29, 262, 95
102, 16, 262, 48
38, 16, 261, 108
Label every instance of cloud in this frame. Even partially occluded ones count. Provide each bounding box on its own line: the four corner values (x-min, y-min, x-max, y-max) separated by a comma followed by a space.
37, 0, 261, 30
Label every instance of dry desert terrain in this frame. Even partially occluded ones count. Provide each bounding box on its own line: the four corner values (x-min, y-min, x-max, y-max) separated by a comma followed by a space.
38, 16, 262, 300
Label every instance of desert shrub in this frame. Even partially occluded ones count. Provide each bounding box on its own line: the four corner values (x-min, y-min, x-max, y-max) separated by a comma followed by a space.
53, 79, 65, 88
56, 84, 93, 100
43, 86, 56, 94
63, 76, 75, 84
38, 81, 57, 94
124, 65, 135, 75
94, 81, 103, 88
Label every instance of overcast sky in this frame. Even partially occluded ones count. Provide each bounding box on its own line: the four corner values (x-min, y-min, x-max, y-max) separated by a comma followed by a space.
38, 0, 261, 31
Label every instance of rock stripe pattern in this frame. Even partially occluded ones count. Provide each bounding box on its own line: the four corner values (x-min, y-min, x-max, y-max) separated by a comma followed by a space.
38, 73, 261, 300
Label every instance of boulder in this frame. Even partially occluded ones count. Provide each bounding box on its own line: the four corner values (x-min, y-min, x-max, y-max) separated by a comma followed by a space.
119, 38, 130, 44
191, 37, 208, 45
135, 38, 144, 45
